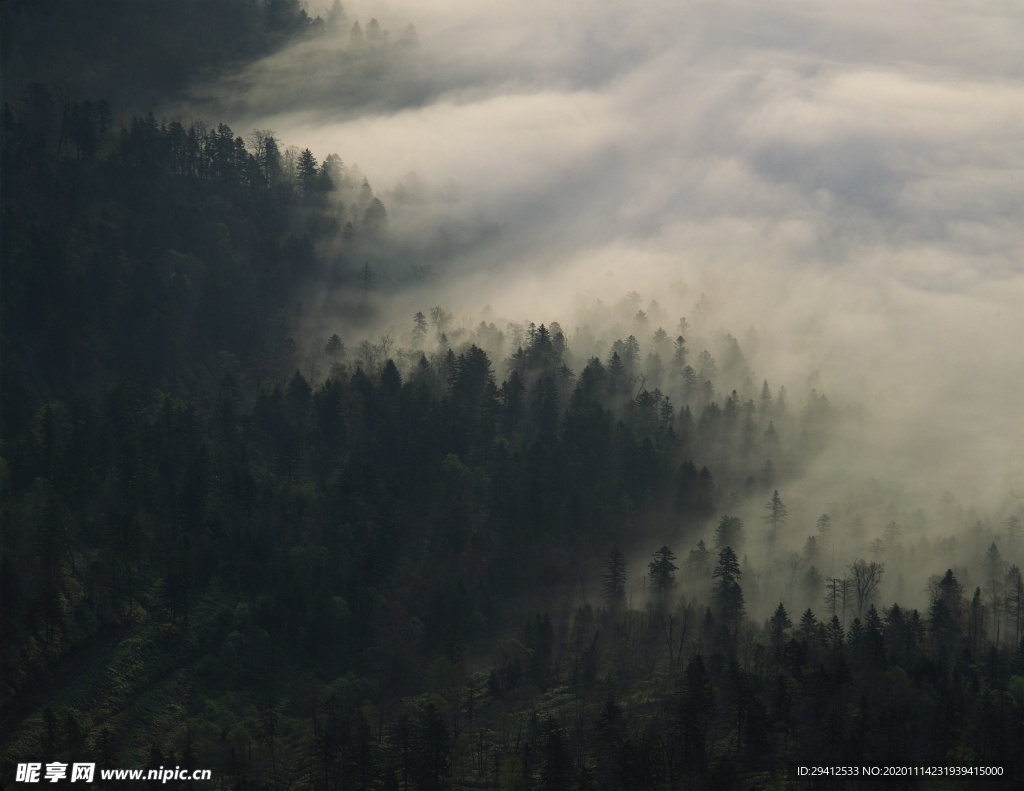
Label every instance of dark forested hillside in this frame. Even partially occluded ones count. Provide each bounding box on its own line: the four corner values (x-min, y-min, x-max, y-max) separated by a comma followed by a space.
0, 84, 393, 422
0, 0, 318, 111
2, 3, 1023, 790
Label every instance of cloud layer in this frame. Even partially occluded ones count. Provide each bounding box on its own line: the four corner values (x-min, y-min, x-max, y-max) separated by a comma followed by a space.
187, 0, 1024, 513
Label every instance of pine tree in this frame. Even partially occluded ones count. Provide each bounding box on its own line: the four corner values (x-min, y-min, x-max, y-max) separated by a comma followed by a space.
539, 719, 573, 790
825, 615, 845, 652
297, 147, 318, 194
687, 540, 711, 578
671, 335, 688, 375
1005, 514, 1021, 551
415, 703, 451, 790
648, 546, 678, 594
696, 349, 717, 382
1004, 565, 1024, 646
798, 608, 818, 642
714, 515, 745, 553
363, 197, 388, 238
764, 490, 788, 548
325, 334, 343, 357
759, 380, 772, 418
712, 547, 744, 633
412, 311, 428, 346
602, 547, 627, 608
769, 602, 792, 659
651, 326, 669, 355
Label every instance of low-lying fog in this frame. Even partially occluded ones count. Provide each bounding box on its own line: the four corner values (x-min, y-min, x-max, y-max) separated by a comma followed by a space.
178, 0, 1023, 608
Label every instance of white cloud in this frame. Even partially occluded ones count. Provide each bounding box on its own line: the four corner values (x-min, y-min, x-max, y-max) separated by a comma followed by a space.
195, 0, 1024, 516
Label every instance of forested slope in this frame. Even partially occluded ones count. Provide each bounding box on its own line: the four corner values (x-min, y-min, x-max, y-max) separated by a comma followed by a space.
1, 0, 318, 110
1, 3, 1023, 790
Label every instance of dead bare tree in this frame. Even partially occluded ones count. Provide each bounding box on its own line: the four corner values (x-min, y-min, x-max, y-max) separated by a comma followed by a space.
849, 559, 884, 619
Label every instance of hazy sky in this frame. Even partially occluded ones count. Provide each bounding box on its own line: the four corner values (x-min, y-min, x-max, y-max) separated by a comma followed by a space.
191, 0, 1024, 510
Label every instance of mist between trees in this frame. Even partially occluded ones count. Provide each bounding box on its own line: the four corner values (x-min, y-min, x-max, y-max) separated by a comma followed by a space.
4, 80, 1023, 791
3, 1, 1024, 787
5, 82, 1024, 783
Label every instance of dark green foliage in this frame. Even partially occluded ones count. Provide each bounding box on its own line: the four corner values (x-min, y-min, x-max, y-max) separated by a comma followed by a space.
768, 602, 792, 661
713, 547, 745, 637
648, 545, 678, 595
539, 718, 572, 790
687, 539, 711, 578
3, 13, 1023, 787
414, 703, 451, 790
363, 197, 388, 239
713, 515, 745, 553
675, 653, 714, 773
602, 547, 627, 608
297, 148, 320, 195
0, 94, 361, 411
5, 324, 1024, 788
1, 0, 315, 110
763, 489, 787, 546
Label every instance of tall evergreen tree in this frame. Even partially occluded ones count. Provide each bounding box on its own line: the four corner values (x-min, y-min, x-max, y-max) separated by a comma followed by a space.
768, 602, 792, 660
648, 546, 678, 595
763, 490, 787, 548
297, 147, 319, 194
712, 547, 744, 635
602, 547, 627, 608
713, 515, 745, 553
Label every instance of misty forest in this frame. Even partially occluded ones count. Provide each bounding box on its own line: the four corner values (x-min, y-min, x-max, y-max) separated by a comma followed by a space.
2, 1, 1023, 789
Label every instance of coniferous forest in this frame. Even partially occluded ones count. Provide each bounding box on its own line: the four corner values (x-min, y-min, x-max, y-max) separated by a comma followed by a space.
2, 2, 1023, 789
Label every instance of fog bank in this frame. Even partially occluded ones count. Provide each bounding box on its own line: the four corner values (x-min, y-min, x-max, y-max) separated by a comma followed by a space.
187, 0, 1023, 538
